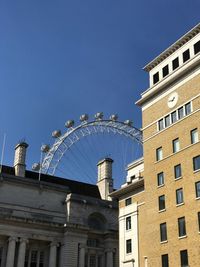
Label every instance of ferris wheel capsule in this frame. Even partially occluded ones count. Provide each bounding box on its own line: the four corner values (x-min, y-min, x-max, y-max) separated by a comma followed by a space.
52, 130, 61, 138
95, 112, 103, 120
124, 120, 133, 126
80, 114, 89, 122
32, 163, 40, 171
110, 114, 118, 121
65, 120, 74, 128
41, 144, 50, 153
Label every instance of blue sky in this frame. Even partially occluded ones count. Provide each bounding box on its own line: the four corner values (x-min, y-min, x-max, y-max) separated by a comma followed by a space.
0, 0, 200, 187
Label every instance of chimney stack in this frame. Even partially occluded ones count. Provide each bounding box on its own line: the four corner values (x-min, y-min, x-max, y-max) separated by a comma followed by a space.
14, 142, 28, 177
97, 158, 113, 200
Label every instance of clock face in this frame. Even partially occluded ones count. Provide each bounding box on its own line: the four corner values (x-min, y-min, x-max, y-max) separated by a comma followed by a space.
167, 92, 178, 108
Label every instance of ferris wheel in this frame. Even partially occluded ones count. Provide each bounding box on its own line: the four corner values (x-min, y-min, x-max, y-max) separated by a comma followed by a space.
32, 113, 143, 184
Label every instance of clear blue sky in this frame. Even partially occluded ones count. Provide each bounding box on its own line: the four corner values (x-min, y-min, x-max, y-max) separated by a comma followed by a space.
0, 0, 200, 186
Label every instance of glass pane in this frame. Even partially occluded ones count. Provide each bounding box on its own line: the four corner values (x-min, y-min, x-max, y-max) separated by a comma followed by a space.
156, 147, 163, 161
160, 223, 167, 241
183, 49, 190, 62
185, 102, 191, 115
159, 195, 165, 210
174, 164, 182, 178
157, 172, 164, 186
173, 139, 180, 153
153, 72, 159, 84
194, 40, 200, 54
126, 216, 131, 230
162, 254, 169, 267
172, 57, 179, 70
171, 111, 177, 123
176, 189, 183, 204
178, 217, 186, 237
180, 250, 188, 267
178, 107, 184, 119
165, 115, 170, 127
158, 119, 164, 131
195, 182, 200, 198
193, 156, 200, 171
191, 129, 198, 144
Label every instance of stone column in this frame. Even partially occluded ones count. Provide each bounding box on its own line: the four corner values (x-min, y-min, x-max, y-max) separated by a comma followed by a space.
48, 241, 58, 267
17, 238, 28, 267
106, 249, 113, 267
6, 237, 18, 267
79, 245, 85, 267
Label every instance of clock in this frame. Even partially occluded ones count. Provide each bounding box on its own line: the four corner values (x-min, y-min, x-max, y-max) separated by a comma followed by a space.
167, 92, 178, 108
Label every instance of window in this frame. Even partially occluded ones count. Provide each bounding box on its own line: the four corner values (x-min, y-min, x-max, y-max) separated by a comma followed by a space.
164, 115, 170, 127
161, 254, 169, 267
176, 188, 184, 204
198, 212, 200, 232
153, 72, 159, 84
157, 172, 164, 186
178, 107, 184, 119
178, 217, 186, 237
158, 119, 164, 131
194, 40, 200, 55
126, 239, 132, 253
171, 111, 177, 123
160, 223, 167, 242
125, 197, 132, 206
172, 57, 179, 70
183, 49, 190, 62
191, 128, 198, 144
193, 155, 200, 171
185, 102, 191, 115
180, 250, 188, 267
156, 147, 163, 161
39, 251, 44, 267
0, 247, 2, 267
162, 65, 169, 77
173, 138, 180, 153
126, 216, 131, 230
174, 164, 182, 179
159, 195, 165, 211
30, 250, 38, 267
195, 181, 200, 198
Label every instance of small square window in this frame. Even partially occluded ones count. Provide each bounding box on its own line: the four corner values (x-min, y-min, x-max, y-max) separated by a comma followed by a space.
126, 216, 131, 230
126, 239, 132, 253
172, 57, 179, 70
178, 217, 186, 237
164, 115, 170, 127
180, 250, 188, 267
185, 102, 191, 115
183, 49, 190, 63
125, 197, 132, 206
193, 155, 200, 171
162, 65, 169, 78
156, 147, 163, 161
153, 72, 159, 84
176, 188, 184, 204
159, 195, 165, 211
158, 119, 164, 131
157, 172, 164, 186
198, 212, 200, 232
161, 254, 169, 267
195, 181, 200, 198
172, 138, 180, 153
178, 107, 184, 119
194, 40, 200, 55
160, 222, 167, 242
174, 164, 182, 179
191, 128, 198, 144
171, 111, 177, 123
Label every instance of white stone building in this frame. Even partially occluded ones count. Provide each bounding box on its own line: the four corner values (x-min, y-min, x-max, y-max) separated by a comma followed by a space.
0, 142, 119, 267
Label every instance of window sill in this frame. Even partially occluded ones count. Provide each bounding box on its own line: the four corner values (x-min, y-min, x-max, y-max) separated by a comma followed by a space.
126, 229, 132, 232
160, 240, 168, 244
157, 184, 165, 188
178, 235, 187, 239
194, 169, 200, 174
196, 197, 200, 200
174, 176, 182, 181
176, 202, 184, 207
158, 209, 166, 213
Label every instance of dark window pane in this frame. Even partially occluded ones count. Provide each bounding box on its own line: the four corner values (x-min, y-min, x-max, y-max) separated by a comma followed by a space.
172, 57, 179, 70
193, 155, 200, 171
176, 188, 184, 204
180, 250, 188, 267
159, 195, 165, 211
158, 119, 164, 131
178, 217, 186, 237
160, 223, 167, 242
198, 212, 200, 232
183, 49, 190, 62
125, 197, 132, 206
162, 65, 169, 77
126, 239, 132, 253
171, 111, 177, 123
153, 72, 159, 84
178, 107, 184, 119
156, 147, 163, 161
174, 164, 182, 178
191, 128, 198, 144
195, 182, 200, 198
126, 216, 131, 230
165, 115, 170, 127
185, 102, 191, 115
162, 254, 169, 267
157, 172, 164, 186
194, 40, 200, 55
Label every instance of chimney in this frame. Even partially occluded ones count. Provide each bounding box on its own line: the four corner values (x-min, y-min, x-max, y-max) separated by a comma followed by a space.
97, 158, 113, 200
14, 142, 28, 177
